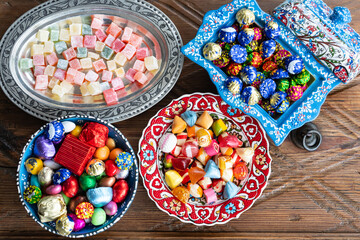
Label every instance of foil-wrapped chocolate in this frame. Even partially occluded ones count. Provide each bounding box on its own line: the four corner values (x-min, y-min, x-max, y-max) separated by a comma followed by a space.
86, 159, 105, 176
229, 45, 247, 64
270, 68, 290, 79
226, 76, 243, 94
284, 55, 304, 75
46, 121, 65, 143
240, 65, 257, 85
287, 85, 304, 101
203, 42, 222, 61
241, 86, 261, 105
218, 27, 237, 43
34, 135, 56, 160
253, 27, 263, 41
236, 8, 255, 27
264, 20, 280, 39
56, 214, 74, 236
249, 52, 263, 68
53, 168, 71, 185
37, 194, 67, 222
237, 28, 254, 46
276, 98, 290, 113
260, 78, 277, 99
293, 69, 311, 85
38, 166, 54, 187
23, 185, 42, 204
270, 91, 287, 109
260, 39, 276, 58
226, 62, 242, 76
277, 79, 290, 92
213, 51, 230, 68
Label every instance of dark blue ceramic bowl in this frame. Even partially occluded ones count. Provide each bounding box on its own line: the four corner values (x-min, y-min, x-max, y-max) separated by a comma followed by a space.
17, 115, 138, 238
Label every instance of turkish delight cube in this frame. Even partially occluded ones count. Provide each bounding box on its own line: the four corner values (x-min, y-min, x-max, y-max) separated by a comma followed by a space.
69, 59, 81, 70
66, 68, 78, 83
44, 65, 56, 76
134, 72, 148, 85
100, 82, 111, 91
88, 52, 99, 60
46, 52, 59, 66
52, 85, 66, 97
144, 56, 159, 71
35, 75, 48, 90
114, 53, 127, 66
62, 48, 77, 61
33, 55, 45, 66
69, 24, 82, 36
107, 60, 116, 71
71, 35, 84, 48
103, 88, 118, 105
111, 39, 125, 53
121, 27, 133, 43
95, 29, 107, 42
80, 82, 91, 96
50, 29, 60, 42
48, 77, 60, 89
60, 80, 74, 93
111, 77, 124, 90
133, 60, 145, 72
77, 47, 88, 58
93, 59, 107, 72
87, 82, 102, 95
91, 18, 103, 29
74, 71, 85, 85
85, 70, 99, 82
48, 24, 59, 31
80, 58, 92, 69
95, 41, 105, 52
102, 70, 113, 82
19, 58, 33, 70
136, 47, 149, 60
130, 34, 142, 48
59, 29, 70, 42
82, 24, 92, 35
101, 46, 114, 60
104, 34, 115, 47
31, 44, 44, 56
84, 35, 96, 49
125, 68, 137, 82
69, 16, 82, 24
57, 59, 69, 70
106, 22, 122, 38
37, 29, 49, 42
114, 67, 125, 78
34, 66, 45, 77
121, 43, 136, 60
54, 41, 67, 54
54, 68, 66, 81
43, 41, 54, 53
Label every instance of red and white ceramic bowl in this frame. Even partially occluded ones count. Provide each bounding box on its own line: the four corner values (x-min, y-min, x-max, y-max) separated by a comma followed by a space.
138, 93, 272, 225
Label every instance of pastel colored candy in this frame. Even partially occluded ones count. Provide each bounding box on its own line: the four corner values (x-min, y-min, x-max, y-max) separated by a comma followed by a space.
91, 208, 107, 226
38, 166, 54, 187
204, 160, 220, 179
53, 168, 71, 184
237, 28, 254, 46
203, 188, 217, 204
24, 185, 42, 204
203, 140, 220, 156
287, 85, 304, 101
112, 179, 129, 203
212, 51, 230, 68
220, 168, 234, 182
46, 121, 65, 142
172, 115, 187, 134
46, 184, 62, 195
37, 194, 67, 222
260, 78, 276, 99
253, 27, 262, 41
260, 39, 276, 58
203, 42, 222, 61
212, 119, 227, 136
62, 121, 76, 133
241, 86, 261, 105
270, 68, 290, 79
114, 169, 129, 179
224, 181, 240, 199
115, 152, 134, 170
240, 65, 257, 85
284, 55, 304, 75
34, 135, 56, 160
236, 8, 255, 27
104, 201, 118, 216
226, 62, 242, 76
176, 132, 188, 146
264, 20, 280, 39
276, 98, 290, 113
86, 159, 105, 176
229, 45, 247, 64
218, 27, 237, 43
226, 76, 243, 95
55, 214, 74, 236
187, 183, 203, 198
159, 133, 177, 153
44, 159, 62, 169
196, 111, 213, 129
75, 202, 94, 219
68, 213, 86, 232
165, 170, 183, 189
180, 111, 197, 127
270, 91, 287, 109
86, 187, 113, 207
25, 157, 43, 175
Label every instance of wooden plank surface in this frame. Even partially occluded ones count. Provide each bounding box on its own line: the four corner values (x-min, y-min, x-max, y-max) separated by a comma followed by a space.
0, 0, 360, 239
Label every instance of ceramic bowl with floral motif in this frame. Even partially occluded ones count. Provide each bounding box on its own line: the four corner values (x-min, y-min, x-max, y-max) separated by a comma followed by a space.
138, 93, 272, 225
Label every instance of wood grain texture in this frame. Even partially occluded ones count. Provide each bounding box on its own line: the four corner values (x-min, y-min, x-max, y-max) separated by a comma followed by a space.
0, 0, 359, 239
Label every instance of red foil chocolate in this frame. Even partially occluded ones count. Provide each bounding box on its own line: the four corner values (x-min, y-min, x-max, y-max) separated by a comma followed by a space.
79, 122, 109, 148
112, 180, 129, 203
54, 135, 96, 176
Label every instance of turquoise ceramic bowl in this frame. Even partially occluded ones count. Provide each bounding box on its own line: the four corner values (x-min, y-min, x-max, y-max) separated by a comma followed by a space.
17, 115, 138, 238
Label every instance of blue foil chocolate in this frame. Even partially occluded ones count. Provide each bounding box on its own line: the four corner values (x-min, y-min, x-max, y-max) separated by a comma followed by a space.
260, 39, 276, 58
46, 121, 65, 142
276, 98, 290, 113
86, 187, 113, 207
264, 20, 280, 39
241, 86, 261, 105
255, 72, 266, 82
270, 68, 290, 79
240, 65, 257, 84
229, 45, 247, 64
53, 168, 71, 185
270, 91, 287, 109
237, 28, 254, 46
260, 78, 276, 99
218, 27, 237, 43
226, 76, 243, 94
284, 55, 305, 75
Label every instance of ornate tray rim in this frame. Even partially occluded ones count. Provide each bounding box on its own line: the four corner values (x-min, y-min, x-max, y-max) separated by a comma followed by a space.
138, 92, 272, 226
0, 0, 184, 123
181, 0, 341, 145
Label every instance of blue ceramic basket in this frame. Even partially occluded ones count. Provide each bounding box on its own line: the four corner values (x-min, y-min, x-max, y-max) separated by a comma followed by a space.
181, 0, 359, 145
17, 115, 138, 238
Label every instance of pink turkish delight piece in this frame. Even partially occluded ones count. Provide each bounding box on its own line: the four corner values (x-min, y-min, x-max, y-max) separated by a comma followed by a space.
62, 48, 77, 61
71, 35, 84, 48
136, 47, 149, 60
103, 88, 118, 105
121, 27, 133, 43
33, 55, 45, 66
34, 66, 45, 77
95, 29, 107, 42
35, 75, 48, 90
111, 77, 124, 90
133, 60, 145, 72
65, 68, 77, 83
93, 59, 107, 72
53, 68, 66, 81
104, 34, 115, 47
46, 52, 59, 66
84, 35, 97, 49
125, 68, 137, 82
74, 71, 85, 85
121, 43, 136, 60
203, 188, 217, 204
106, 22, 122, 38
102, 70, 113, 82
69, 59, 82, 70
85, 70, 99, 82
134, 72, 148, 85
91, 18, 103, 29
129, 34, 142, 48
111, 39, 125, 53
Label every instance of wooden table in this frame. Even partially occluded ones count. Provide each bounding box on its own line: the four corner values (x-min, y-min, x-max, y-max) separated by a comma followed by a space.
0, 0, 359, 239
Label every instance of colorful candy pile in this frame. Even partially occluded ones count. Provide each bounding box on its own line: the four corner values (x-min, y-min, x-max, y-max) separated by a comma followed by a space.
203, 8, 311, 117
159, 110, 254, 204
23, 120, 134, 236
19, 16, 159, 105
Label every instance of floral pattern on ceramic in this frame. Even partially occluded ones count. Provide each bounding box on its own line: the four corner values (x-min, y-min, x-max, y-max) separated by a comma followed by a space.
181, 0, 342, 146
273, 0, 360, 83
138, 93, 272, 225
